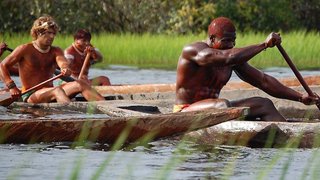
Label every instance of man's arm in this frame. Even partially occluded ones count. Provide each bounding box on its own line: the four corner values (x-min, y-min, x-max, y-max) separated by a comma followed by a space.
234, 63, 303, 102
193, 43, 267, 66
92, 48, 103, 63
0, 46, 23, 84
86, 46, 103, 64
55, 48, 71, 76
0, 45, 24, 98
187, 32, 280, 66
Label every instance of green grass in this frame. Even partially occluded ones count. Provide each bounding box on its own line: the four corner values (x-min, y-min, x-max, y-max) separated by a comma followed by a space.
1, 31, 320, 70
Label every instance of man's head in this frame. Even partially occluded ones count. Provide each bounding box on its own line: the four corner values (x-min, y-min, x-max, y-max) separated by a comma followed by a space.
73, 29, 92, 51
208, 17, 236, 49
30, 15, 59, 40
74, 29, 91, 41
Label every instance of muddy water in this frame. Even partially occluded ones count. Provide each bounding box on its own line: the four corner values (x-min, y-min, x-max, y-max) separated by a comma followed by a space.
0, 66, 320, 179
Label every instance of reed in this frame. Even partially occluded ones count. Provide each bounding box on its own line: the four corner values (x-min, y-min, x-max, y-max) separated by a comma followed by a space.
1, 31, 319, 70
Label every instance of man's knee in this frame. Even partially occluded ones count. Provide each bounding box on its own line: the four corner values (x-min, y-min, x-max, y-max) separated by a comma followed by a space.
53, 86, 67, 96
254, 97, 274, 107
74, 79, 91, 90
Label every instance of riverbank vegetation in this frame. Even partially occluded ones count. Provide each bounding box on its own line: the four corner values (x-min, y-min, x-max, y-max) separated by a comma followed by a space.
1, 0, 319, 34
1, 31, 319, 70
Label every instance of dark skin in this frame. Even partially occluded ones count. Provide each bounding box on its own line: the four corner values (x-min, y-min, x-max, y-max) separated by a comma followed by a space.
176, 32, 318, 121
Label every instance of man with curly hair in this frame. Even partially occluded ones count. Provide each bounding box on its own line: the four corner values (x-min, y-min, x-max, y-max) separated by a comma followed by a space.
0, 15, 104, 103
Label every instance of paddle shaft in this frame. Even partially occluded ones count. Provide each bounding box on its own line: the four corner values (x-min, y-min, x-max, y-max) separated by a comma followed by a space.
78, 52, 91, 79
0, 73, 64, 106
54, 69, 75, 82
21, 73, 64, 95
276, 44, 320, 109
5, 47, 13, 52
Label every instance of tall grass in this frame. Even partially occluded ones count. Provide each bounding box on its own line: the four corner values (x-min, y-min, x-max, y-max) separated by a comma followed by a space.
1, 31, 319, 70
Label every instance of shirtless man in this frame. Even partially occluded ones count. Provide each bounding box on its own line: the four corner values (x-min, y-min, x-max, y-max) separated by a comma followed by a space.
0, 15, 105, 103
64, 29, 111, 86
174, 17, 318, 121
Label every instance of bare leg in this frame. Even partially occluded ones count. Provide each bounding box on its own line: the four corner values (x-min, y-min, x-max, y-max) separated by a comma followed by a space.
90, 76, 111, 86
182, 98, 231, 112
61, 80, 105, 101
230, 97, 286, 121
28, 86, 71, 103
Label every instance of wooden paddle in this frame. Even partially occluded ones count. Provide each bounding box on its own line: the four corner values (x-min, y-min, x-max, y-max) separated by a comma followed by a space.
5, 47, 14, 52
78, 52, 91, 80
0, 73, 63, 106
276, 44, 320, 110
54, 69, 75, 82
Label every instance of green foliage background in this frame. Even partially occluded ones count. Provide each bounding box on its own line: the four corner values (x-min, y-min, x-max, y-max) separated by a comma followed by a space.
1, 0, 319, 34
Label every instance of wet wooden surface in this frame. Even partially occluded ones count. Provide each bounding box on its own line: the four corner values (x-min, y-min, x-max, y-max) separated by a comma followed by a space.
0, 106, 248, 144
183, 120, 320, 148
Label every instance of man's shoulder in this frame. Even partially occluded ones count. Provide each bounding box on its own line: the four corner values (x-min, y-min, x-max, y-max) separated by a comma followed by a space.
50, 46, 64, 55
10, 43, 33, 54
17, 43, 32, 49
186, 41, 207, 46
51, 45, 63, 50
64, 45, 76, 54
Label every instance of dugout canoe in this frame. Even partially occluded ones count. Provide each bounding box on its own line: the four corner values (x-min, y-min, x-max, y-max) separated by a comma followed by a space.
177, 85, 320, 149
182, 120, 320, 149
3, 94, 320, 147
0, 101, 248, 144
94, 75, 320, 95
91, 86, 320, 149
1, 76, 320, 146
89, 75, 320, 101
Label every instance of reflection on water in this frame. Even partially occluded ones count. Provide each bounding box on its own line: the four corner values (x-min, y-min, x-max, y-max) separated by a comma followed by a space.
1, 139, 320, 179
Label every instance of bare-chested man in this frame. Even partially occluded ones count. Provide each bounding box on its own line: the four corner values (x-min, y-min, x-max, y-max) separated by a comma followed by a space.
174, 17, 318, 121
0, 15, 105, 103
64, 29, 111, 86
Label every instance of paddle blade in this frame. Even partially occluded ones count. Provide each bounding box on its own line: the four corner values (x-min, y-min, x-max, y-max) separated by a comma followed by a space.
0, 92, 15, 106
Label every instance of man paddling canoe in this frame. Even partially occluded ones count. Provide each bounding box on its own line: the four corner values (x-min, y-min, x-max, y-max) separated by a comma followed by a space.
0, 15, 104, 103
64, 29, 111, 85
174, 17, 318, 121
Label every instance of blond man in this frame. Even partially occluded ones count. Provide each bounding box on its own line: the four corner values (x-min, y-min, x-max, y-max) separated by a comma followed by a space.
0, 15, 104, 103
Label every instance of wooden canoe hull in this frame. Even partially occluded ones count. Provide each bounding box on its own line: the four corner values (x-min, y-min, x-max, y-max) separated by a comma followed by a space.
93, 75, 320, 95
1, 75, 320, 147
183, 120, 320, 148
0, 107, 248, 144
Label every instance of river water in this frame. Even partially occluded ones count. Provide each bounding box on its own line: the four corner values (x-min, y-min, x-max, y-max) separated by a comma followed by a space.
0, 66, 320, 180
